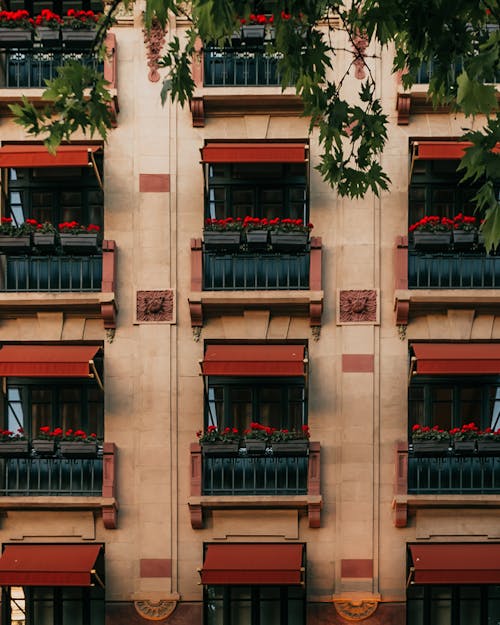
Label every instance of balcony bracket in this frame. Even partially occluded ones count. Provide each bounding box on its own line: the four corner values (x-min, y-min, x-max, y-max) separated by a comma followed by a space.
101, 301, 117, 330
102, 502, 118, 529
396, 93, 411, 125
189, 503, 204, 529
308, 501, 321, 528
392, 499, 408, 528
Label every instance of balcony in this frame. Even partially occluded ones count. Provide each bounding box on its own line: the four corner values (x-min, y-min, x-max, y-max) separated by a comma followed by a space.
0, 240, 117, 331
190, 40, 302, 127
0, 33, 118, 121
394, 236, 500, 326
0, 442, 117, 529
188, 441, 322, 529
393, 442, 500, 528
189, 236, 323, 331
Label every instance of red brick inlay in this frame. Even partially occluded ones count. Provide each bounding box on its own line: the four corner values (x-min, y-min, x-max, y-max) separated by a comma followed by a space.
139, 558, 172, 578
341, 558, 373, 578
342, 354, 374, 373
139, 173, 170, 192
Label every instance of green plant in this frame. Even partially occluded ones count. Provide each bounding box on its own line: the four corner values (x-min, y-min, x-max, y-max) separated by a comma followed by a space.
62, 428, 98, 442
35, 221, 57, 234
409, 216, 454, 234
197, 425, 240, 444
62, 9, 100, 31
0, 217, 37, 237
269, 424, 310, 443
204, 218, 243, 232
58, 221, 101, 234
449, 422, 480, 441
411, 424, 450, 442
477, 427, 500, 441
269, 218, 313, 234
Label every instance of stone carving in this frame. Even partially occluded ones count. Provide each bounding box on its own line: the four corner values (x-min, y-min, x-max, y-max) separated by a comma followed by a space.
143, 20, 166, 82
136, 290, 174, 323
134, 600, 177, 621
352, 31, 369, 79
334, 599, 379, 621
339, 289, 377, 323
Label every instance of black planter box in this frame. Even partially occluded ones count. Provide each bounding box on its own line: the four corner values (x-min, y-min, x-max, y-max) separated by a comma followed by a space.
59, 233, 99, 254
271, 441, 309, 456
243, 439, 267, 454
203, 231, 241, 251
0, 235, 31, 254
453, 440, 476, 453
201, 442, 240, 456
0, 29, 34, 48
412, 231, 452, 250
0, 440, 29, 457
411, 440, 450, 454
61, 29, 96, 49
241, 24, 266, 44
36, 26, 61, 47
270, 232, 308, 251
245, 230, 269, 249
453, 231, 476, 247
33, 233, 57, 252
59, 441, 98, 458
477, 440, 500, 454
32, 439, 56, 455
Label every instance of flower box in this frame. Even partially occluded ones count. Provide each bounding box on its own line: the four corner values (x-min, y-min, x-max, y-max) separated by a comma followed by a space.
453, 440, 476, 453
243, 439, 267, 454
412, 231, 452, 250
453, 231, 476, 247
61, 29, 96, 49
59, 232, 99, 254
201, 442, 240, 456
0, 440, 29, 457
0, 235, 31, 254
477, 440, 500, 455
203, 231, 242, 251
245, 230, 269, 248
241, 24, 266, 44
31, 439, 56, 455
270, 232, 308, 251
37, 26, 61, 46
0, 29, 34, 48
33, 233, 57, 252
271, 440, 309, 456
411, 440, 450, 454
59, 441, 98, 458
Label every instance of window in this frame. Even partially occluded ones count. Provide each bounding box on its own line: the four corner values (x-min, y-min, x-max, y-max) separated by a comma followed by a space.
206, 377, 306, 433
6, 377, 104, 440
206, 162, 308, 223
2, 585, 105, 625
204, 585, 305, 625
408, 584, 500, 625
408, 377, 500, 434
7, 159, 103, 229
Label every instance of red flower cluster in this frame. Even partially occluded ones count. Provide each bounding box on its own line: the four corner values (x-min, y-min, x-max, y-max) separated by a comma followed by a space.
409, 215, 454, 233
66, 9, 98, 22
63, 428, 97, 441
0, 427, 25, 442
34, 9, 63, 26
58, 221, 101, 233
453, 213, 477, 232
38, 425, 63, 440
0, 10, 34, 28
239, 11, 292, 24
1, 217, 12, 224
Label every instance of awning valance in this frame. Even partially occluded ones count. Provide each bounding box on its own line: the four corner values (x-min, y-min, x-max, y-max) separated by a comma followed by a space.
200, 143, 308, 163
413, 140, 500, 160
0, 145, 101, 168
409, 544, 500, 584
200, 544, 304, 585
410, 343, 500, 376
0, 544, 102, 587
0, 345, 101, 378
202, 345, 307, 377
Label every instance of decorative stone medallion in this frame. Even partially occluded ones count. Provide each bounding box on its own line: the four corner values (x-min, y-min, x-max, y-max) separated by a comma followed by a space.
333, 599, 379, 621
136, 290, 175, 324
134, 600, 177, 621
338, 289, 378, 324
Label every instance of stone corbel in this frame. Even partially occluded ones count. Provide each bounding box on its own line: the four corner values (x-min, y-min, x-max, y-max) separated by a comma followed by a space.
307, 501, 321, 528
102, 502, 118, 529
392, 499, 408, 528
189, 503, 203, 529
101, 301, 117, 330
394, 295, 410, 326
191, 96, 205, 127
397, 92, 411, 125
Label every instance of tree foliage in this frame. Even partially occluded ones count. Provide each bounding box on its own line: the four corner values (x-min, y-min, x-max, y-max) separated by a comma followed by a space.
12, 0, 500, 244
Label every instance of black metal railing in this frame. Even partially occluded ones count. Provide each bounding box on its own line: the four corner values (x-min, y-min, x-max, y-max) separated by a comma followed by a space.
2, 255, 102, 292
2, 50, 103, 88
408, 454, 500, 494
203, 454, 308, 495
204, 46, 289, 86
409, 251, 500, 288
1, 456, 103, 496
203, 250, 310, 290
415, 57, 500, 84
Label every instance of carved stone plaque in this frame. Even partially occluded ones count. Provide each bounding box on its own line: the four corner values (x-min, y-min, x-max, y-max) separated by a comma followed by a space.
135, 290, 175, 324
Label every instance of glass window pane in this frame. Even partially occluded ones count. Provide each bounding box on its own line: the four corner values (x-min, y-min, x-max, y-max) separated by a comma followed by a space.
63, 600, 83, 625
288, 598, 304, 625
260, 598, 280, 624
459, 387, 482, 426
230, 599, 251, 625
7, 387, 25, 434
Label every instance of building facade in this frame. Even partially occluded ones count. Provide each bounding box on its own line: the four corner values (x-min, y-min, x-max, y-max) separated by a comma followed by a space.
0, 4, 497, 625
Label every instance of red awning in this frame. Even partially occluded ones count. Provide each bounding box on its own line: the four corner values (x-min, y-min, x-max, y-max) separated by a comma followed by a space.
200, 143, 308, 163
411, 343, 500, 376
202, 345, 306, 377
409, 544, 500, 584
413, 141, 500, 160
0, 544, 102, 586
0, 145, 101, 168
200, 544, 304, 585
0, 345, 101, 378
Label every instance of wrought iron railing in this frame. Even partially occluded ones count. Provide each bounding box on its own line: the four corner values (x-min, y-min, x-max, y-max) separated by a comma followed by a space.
204, 46, 288, 86
415, 57, 500, 84
408, 454, 500, 494
203, 453, 309, 495
1, 456, 103, 496
203, 250, 310, 290
2, 255, 102, 292
408, 251, 500, 288
2, 50, 103, 89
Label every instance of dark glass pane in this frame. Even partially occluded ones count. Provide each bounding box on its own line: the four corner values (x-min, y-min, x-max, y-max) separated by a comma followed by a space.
230, 387, 252, 430
31, 388, 53, 431
431, 387, 453, 428
60, 387, 83, 429
459, 387, 482, 426
31, 191, 55, 224
431, 188, 455, 216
